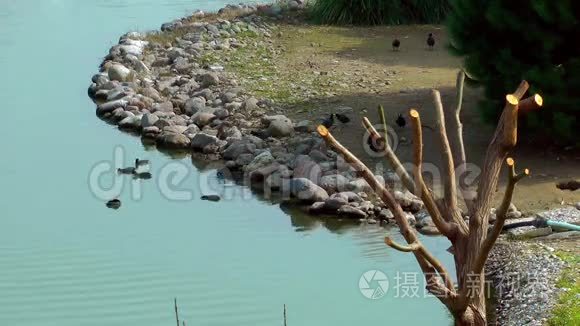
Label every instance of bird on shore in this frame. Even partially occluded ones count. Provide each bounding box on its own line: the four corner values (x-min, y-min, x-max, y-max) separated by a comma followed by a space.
396, 113, 406, 128
321, 113, 335, 128
392, 38, 401, 51
335, 113, 350, 123
135, 158, 149, 167
117, 167, 136, 174
427, 33, 435, 50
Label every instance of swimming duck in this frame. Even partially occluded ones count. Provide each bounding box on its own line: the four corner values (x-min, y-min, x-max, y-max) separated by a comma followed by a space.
133, 172, 152, 180
135, 158, 149, 167
106, 199, 121, 209
201, 194, 221, 202
427, 33, 435, 50
117, 167, 136, 174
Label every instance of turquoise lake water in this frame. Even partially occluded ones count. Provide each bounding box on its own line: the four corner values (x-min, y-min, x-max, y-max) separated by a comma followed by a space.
0, 1, 454, 325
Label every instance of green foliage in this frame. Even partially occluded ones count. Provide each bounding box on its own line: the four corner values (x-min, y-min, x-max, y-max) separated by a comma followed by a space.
547, 251, 579, 325
309, 0, 450, 25
447, 0, 580, 144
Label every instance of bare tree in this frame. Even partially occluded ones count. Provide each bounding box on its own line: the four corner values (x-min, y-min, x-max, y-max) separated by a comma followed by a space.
317, 72, 542, 325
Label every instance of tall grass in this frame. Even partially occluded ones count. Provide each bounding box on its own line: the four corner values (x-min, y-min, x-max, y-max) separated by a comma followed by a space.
309, 0, 450, 25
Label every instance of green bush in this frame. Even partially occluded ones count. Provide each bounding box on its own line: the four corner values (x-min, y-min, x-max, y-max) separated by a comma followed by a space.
447, 0, 580, 144
309, 0, 450, 25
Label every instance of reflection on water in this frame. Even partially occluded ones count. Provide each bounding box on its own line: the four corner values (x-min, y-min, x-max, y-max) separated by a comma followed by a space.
0, 1, 453, 325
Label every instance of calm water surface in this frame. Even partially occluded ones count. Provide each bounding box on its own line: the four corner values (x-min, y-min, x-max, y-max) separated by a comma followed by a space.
0, 1, 454, 325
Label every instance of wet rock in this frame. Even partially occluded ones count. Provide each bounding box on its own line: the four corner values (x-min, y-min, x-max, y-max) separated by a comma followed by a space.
323, 197, 348, 211
290, 178, 329, 203
223, 140, 256, 160
97, 99, 128, 115
190, 132, 219, 151
244, 151, 275, 172
156, 132, 190, 148
394, 190, 424, 212
378, 209, 394, 221
119, 114, 141, 129
141, 113, 159, 128
331, 191, 363, 203
338, 206, 367, 219
106, 199, 121, 209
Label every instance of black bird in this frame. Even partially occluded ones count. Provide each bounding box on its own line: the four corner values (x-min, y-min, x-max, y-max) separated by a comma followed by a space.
427, 33, 435, 50
117, 167, 136, 174
133, 172, 152, 180
135, 158, 149, 167
321, 113, 335, 128
392, 39, 401, 51
335, 113, 350, 123
396, 114, 406, 128
201, 194, 221, 202
106, 199, 121, 210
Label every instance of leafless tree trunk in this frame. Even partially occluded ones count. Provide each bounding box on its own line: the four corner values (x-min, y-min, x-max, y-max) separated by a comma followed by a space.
317, 72, 542, 325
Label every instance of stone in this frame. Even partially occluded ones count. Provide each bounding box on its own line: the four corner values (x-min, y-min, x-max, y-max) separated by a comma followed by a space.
190, 132, 219, 150
192, 112, 216, 127
97, 99, 128, 115
141, 113, 159, 128
308, 202, 327, 215
223, 141, 256, 160
154, 118, 172, 130
576, 202, 580, 210
337, 206, 367, 219
290, 178, 329, 203
200, 72, 219, 87
319, 174, 349, 194
242, 97, 259, 111
235, 153, 254, 166
184, 97, 206, 115
118, 114, 141, 129
294, 120, 313, 133
163, 125, 188, 134
217, 125, 242, 140
153, 101, 174, 113
156, 132, 190, 148
417, 226, 441, 236
268, 119, 294, 138
507, 227, 553, 239
331, 191, 363, 203
108, 63, 132, 82
348, 178, 373, 193
395, 190, 424, 212
244, 151, 275, 172
292, 155, 322, 184
378, 209, 394, 220
323, 197, 348, 211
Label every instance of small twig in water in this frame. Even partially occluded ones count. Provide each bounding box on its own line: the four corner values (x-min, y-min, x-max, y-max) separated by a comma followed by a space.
174, 298, 180, 326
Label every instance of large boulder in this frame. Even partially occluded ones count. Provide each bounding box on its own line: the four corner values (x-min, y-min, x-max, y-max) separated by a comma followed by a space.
190, 132, 219, 151
290, 178, 329, 203
267, 117, 294, 138
108, 64, 132, 82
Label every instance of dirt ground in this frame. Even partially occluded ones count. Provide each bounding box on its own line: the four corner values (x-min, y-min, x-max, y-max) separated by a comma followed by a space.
231, 23, 580, 213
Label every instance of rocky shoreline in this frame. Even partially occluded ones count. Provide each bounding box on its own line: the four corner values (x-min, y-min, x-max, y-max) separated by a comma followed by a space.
87, 2, 432, 228
87, 3, 578, 324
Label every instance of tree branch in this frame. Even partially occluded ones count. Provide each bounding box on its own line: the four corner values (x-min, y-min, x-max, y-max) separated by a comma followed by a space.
409, 109, 458, 239
472, 158, 529, 273
432, 90, 469, 234
362, 117, 416, 194
385, 237, 420, 252
318, 125, 457, 302
518, 94, 543, 111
